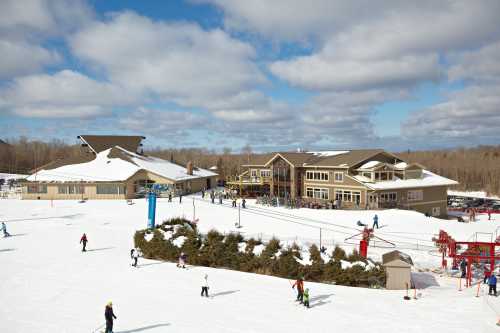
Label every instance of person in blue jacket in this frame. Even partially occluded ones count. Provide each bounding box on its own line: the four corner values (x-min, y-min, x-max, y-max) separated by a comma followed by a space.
488, 274, 497, 296
372, 214, 379, 229
1, 222, 10, 237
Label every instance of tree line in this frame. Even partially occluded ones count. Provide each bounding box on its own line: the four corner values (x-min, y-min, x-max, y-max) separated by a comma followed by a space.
1, 137, 499, 196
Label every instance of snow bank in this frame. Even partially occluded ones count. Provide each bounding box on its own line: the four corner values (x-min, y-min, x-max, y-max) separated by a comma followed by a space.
173, 236, 187, 247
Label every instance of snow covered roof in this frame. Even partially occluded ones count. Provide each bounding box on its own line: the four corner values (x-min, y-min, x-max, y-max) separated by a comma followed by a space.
26, 146, 217, 182
394, 162, 408, 169
358, 160, 383, 169
0, 173, 28, 180
362, 170, 458, 190
308, 151, 350, 157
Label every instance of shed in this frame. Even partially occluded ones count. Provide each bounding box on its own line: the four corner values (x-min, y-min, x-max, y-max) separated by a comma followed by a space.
382, 250, 413, 290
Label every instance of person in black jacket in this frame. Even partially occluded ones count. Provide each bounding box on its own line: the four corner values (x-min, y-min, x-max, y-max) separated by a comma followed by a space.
104, 301, 117, 333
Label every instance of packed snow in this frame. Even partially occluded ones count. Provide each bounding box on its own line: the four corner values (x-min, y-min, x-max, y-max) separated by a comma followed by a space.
1, 197, 500, 332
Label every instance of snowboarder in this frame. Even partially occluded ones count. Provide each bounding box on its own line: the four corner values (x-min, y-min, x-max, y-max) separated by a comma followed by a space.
372, 214, 379, 229
168, 193, 172, 202
303, 288, 310, 308
489, 274, 497, 296
460, 258, 467, 278
104, 301, 117, 333
177, 252, 187, 268
201, 274, 209, 297
292, 277, 304, 303
131, 248, 139, 267
80, 233, 88, 252
1, 222, 10, 237
242, 199, 246, 209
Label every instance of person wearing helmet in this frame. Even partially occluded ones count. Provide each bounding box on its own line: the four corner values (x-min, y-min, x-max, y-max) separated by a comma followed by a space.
292, 277, 304, 303
104, 301, 117, 333
303, 288, 310, 308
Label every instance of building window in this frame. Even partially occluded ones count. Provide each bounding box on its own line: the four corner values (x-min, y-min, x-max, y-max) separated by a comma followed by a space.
334, 172, 343, 182
335, 190, 342, 201
362, 172, 372, 179
342, 190, 351, 202
407, 190, 423, 201
432, 207, 441, 216
379, 192, 397, 202
58, 185, 84, 194
375, 171, 393, 181
306, 187, 329, 200
260, 169, 271, 177
306, 171, 329, 181
27, 184, 47, 194
353, 191, 361, 204
250, 169, 258, 177
96, 184, 126, 195
58, 185, 68, 194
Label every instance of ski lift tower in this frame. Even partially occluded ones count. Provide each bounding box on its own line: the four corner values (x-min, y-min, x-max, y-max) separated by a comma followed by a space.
344, 227, 395, 258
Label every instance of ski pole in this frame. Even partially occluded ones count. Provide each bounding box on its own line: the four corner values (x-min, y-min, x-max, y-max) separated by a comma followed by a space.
91, 323, 105, 333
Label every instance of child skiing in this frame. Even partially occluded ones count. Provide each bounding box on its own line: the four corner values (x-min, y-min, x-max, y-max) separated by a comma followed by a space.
80, 233, 88, 252
303, 288, 310, 308
131, 248, 140, 267
201, 274, 209, 297
104, 301, 117, 333
292, 277, 304, 303
372, 214, 379, 229
1, 222, 10, 237
177, 252, 187, 268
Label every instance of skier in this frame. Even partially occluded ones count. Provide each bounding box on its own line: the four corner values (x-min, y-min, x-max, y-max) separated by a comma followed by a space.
104, 301, 117, 333
488, 208, 492, 221
210, 191, 215, 204
232, 198, 237, 208
201, 189, 205, 198
168, 193, 172, 203
131, 248, 139, 267
356, 220, 366, 227
201, 274, 209, 297
292, 277, 304, 303
489, 274, 497, 296
460, 258, 467, 278
179, 194, 183, 204
80, 233, 88, 252
1, 222, 10, 237
242, 198, 246, 209
303, 288, 310, 308
177, 252, 187, 268
219, 194, 223, 205
372, 214, 379, 229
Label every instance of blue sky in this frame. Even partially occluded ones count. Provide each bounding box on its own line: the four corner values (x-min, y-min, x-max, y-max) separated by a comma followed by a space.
1, 0, 499, 152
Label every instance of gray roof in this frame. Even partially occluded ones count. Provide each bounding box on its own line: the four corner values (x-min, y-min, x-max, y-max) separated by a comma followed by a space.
382, 250, 413, 266
78, 135, 145, 154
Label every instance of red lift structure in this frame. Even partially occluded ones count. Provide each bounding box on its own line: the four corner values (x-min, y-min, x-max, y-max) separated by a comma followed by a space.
433, 229, 500, 287
344, 227, 395, 258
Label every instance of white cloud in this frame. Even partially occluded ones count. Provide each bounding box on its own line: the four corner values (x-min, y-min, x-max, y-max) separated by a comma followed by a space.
402, 85, 500, 142
1, 70, 137, 118
448, 41, 500, 83
70, 11, 265, 109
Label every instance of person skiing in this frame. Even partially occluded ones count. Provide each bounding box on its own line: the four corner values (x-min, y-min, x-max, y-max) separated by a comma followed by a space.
292, 277, 304, 303
168, 193, 172, 203
303, 288, 310, 308
179, 194, 183, 203
201, 274, 209, 297
177, 252, 187, 268
131, 248, 140, 267
242, 198, 246, 209
210, 191, 215, 204
460, 258, 467, 278
219, 194, 223, 205
104, 301, 117, 333
80, 233, 88, 252
1, 222, 10, 237
489, 274, 497, 296
201, 189, 205, 198
232, 198, 237, 208
372, 214, 379, 229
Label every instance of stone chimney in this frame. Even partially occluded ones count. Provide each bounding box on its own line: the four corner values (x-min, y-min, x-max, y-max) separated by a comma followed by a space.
187, 161, 193, 175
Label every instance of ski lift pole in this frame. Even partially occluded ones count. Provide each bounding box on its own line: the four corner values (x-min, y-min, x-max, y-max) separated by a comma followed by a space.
320, 227, 322, 250
237, 202, 241, 228
192, 197, 196, 221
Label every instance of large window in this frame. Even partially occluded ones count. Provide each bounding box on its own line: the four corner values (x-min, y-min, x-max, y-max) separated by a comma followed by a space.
380, 192, 397, 202
27, 184, 47, 193
407, 190, 423, 201
306, 171, 329, 181
58, 185, 84, 194
96, 184, 126, 195
334, 189, 361, 202
375, 171, 393, 181
260, 169, 271, 177
334, 172, 343, 182
250, 169, 258, 177
306, 187, 329, 200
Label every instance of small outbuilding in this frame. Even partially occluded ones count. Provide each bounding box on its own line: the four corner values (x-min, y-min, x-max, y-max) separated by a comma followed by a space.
382, 250, 413, 290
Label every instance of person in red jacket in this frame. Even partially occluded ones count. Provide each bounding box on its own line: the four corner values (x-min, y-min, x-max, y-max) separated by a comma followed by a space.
80, 233, 88, 252
292, 277, 304, 303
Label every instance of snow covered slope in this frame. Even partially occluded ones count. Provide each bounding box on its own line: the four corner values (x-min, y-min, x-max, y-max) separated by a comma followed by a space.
1, 199, 499, 332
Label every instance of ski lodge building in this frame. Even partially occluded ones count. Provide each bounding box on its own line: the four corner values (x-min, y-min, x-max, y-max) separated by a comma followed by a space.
21, 135, 217, 200
227, 150, 458, 217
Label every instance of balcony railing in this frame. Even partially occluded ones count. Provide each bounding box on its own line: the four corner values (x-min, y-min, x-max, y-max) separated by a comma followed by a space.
226, 176, 272, 185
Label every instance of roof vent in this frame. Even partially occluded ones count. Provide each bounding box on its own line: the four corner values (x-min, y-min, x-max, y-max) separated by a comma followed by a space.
187, 161, 193, 175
